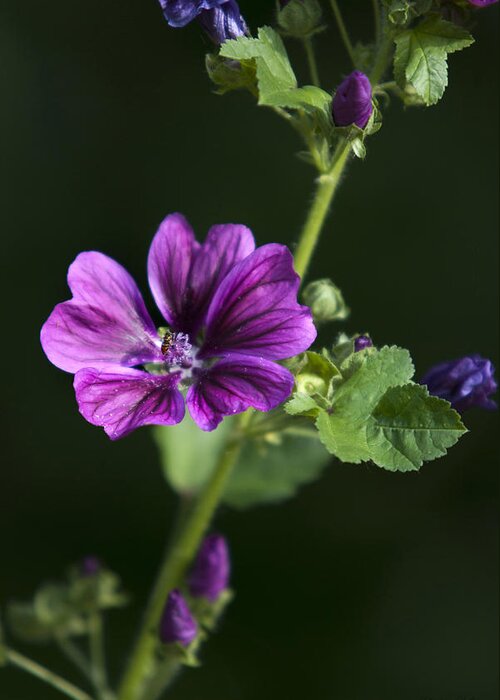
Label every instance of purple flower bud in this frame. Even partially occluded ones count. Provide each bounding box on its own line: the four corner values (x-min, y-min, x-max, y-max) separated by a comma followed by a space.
158, 1, 228, 28
354, 335, 373, 352
198, 1, 248, 44
80, 556, 101, 578
332, 71, 373, 129
421, 355, 497, 413
188, 534, 230, 602
467, 0, 498, 7
159, 589, 197, 646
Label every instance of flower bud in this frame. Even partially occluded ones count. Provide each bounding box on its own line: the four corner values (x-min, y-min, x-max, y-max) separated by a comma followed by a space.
160, 590, 197, 646
198, 1, 248, 44
277, 0, 323, 39
332, 71, 373, 129
80, 556, 101, 578
421, 355, 497, 412
303, 278, 349, 324
188, 534, 230, 602
467, 0, 498, 7
354, 335, 373, 352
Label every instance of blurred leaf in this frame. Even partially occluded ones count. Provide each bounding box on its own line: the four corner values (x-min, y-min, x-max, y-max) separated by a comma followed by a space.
223, 434, 331, 509
153, 415, 233, 495
285, 392, 320, 416
366, 384, 467, 471
393, 17, 474, 105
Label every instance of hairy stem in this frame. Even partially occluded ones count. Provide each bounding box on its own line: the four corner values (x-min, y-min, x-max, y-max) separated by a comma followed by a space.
303, 37, 320, 86
371, 0, 381, 43
5, 648, 94, 700
329, 0, 356, 66
117, 433, 244, 700
293, 141, 351, 281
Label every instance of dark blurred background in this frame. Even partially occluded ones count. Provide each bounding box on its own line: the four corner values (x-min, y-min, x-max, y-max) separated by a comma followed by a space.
0, 2, 498, 699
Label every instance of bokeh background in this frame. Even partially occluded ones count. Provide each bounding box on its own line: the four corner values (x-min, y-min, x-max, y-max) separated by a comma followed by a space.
0, 2, 498, 699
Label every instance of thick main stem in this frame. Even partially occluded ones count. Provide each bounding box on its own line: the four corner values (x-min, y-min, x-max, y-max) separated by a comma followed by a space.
5, 649, 94, 700
293, 142, 351, 281
118, 438, 242, 700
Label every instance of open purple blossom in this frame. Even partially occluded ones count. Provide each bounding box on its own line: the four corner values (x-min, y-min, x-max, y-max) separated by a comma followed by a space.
40, 213, 316, 438
188, 534, 230, 602
421, 355, 497, 412
332, 71, 373, 129
467, 0, 498, 7
158, 0, 247, 43
159, 589, 197, 646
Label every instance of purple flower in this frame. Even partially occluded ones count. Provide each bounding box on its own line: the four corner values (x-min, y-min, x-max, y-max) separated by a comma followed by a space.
198, 1, 248, 43
354, 335, 373, 352
159, 589, 197, 646
467, 0, 498, 6
188, 534, 230, 602
40, 214, 316, 438
80, 556, 101, 578
332, 71, 373, 129
421, 355, 497, 412
158, 0, 247, 43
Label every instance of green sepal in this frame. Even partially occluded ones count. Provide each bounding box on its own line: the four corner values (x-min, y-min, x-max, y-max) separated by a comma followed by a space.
205, 53, 257, 95
384, 0, 433, 27
67, 567, 129, 614
333, 100, 382, 159
188, 589, 234, 633
393, 15, 474, 106
277, 0, 324, 39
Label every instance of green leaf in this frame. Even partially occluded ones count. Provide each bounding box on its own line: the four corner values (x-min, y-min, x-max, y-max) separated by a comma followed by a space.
394, 16, 474, 105
220, 26, 297, 105
223, 433, 330, 509
366, 384, 467, 471
316, 346, 415, 463
285, 392, 319, 416
264, 85, 331, 112
153, 416, 233, 495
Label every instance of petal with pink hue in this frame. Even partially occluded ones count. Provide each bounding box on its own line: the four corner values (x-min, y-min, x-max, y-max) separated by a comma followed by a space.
147, 213, 199, 329
201, 244, 316, 361
74, 368, 185, 440
40, 252, 162, 373
184, 223, 255, 334
187, 354, 294, 431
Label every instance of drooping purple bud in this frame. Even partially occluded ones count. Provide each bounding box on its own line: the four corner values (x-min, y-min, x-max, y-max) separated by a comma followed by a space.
198, 1, 248, 44
332, 71, 373, 129
159, 590, 197, 646
188, 534, 230, 602
354, 335, 373, 352
421, 355, 497, 413
158, 0, 228, 28
80, 556, 101, 578
467, 0, 498, 7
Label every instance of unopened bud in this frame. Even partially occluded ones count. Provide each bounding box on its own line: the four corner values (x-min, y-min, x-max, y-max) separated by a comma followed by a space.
332, 71, 373, 129
160, 590, 197, 646
303, 279, 349, 324
188, 534, 230, 602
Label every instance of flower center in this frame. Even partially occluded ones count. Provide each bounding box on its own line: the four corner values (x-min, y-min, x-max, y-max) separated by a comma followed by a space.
161, 330, 193, 368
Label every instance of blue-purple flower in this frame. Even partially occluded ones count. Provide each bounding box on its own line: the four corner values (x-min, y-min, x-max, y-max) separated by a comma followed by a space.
467, 0, 498, 7
159, 589, 197, 646
158, 0, 247, 42
421, 355, 497, 412
40, 214, 316, 438
188, 534, 230, 602
332, 71, 373, 129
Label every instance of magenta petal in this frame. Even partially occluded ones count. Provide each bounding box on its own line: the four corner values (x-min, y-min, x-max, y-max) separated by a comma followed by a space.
41, 252, 162, 373
185, 223, 255, 334
201, 244, 316, 360
74, 368, 185, 440
186, 354, 294, 431
147, 213, 199, 329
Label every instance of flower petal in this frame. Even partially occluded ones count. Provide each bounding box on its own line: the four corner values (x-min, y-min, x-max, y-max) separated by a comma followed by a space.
187, 354, 294, 431
201, 244, 316, 360
185, 223, 255, 334
74, 368, 185, 440
41, 252, 161, 373
159, 0, 228, 28
147, 213, 199, 330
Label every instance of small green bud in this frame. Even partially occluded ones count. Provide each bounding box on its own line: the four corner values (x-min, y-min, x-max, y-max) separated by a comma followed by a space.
296, 371, 328, 396
277, 0, 324, 39
303, 278, 349, 324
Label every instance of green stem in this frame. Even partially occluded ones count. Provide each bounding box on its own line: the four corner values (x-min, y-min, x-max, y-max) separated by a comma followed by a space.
371, 0, 381, 43
303, 37, 320, 86
329, 0, 356, 66
118, 436, 244, 700
89, 613, 114, 700
369, 23, 394, 85
293, 141, 351, 281
56, 636, 93, 681
5, 648, 94, 700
